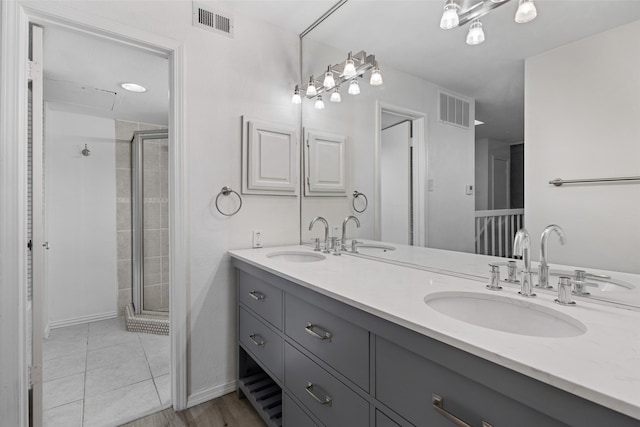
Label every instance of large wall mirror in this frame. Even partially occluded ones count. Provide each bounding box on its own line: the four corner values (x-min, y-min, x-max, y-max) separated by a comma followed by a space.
299, 0, 640, 307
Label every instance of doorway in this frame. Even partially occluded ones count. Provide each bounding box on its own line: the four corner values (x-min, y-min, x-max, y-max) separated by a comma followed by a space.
35, 24, 171, 425
375, 103, 427, 247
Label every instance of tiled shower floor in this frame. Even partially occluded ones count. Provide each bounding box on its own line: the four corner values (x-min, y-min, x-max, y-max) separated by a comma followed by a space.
42, 317, 170, 427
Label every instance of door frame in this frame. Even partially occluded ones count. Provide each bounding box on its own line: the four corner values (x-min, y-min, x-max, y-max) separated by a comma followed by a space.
0, 3, 189, 425
374, 101, 428, 246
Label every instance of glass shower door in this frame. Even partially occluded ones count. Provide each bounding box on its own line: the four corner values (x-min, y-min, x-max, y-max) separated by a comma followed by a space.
132, 130, 169, 314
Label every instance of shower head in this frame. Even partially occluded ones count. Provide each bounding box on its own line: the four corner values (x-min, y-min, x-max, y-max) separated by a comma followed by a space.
81, 144, 91, 157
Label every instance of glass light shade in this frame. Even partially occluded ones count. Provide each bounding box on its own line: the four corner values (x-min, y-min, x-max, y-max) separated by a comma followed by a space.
314, 96, 325, 110
348, 79, 360, 95
440, 3, 459, 30
323, 70, 336, 89
343, 59, 357, 78
515, 0, 537, 23
292, 92, 302, 104
306, 84, 317, 97
330, 88, 341, 103
370, 69, 383, 86
466, 20, 485, 46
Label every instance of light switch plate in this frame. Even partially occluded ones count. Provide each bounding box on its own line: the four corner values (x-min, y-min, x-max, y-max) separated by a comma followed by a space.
252, 230, 263, 248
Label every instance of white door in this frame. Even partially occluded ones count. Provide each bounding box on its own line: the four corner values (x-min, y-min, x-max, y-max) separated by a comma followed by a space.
29, 24, 45, 427
381, 121, 412, 245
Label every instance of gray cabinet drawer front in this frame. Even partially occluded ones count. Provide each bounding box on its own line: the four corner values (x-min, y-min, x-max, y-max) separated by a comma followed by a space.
239, 270, 283, 330
376, 410, 400, 427
285, 293, 369, 391
239, 307, 283, 381
375, 337, 565, 427
285, 343, 369, 427
284, 393, 320, 427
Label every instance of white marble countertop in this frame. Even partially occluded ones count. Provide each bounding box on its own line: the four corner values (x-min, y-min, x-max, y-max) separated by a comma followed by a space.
229, 245, 640, 421
338, 239, 640, 308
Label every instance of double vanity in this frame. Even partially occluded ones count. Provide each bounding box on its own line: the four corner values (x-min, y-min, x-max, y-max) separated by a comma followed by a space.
229, 245, 640, 426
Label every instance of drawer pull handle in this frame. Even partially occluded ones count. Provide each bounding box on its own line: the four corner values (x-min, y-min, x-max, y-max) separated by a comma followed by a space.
305, 323, 332, 341
248, 333, 265, 347
305, 382, 332, 407
432, 393, 493, 427
249, 290, 265, 301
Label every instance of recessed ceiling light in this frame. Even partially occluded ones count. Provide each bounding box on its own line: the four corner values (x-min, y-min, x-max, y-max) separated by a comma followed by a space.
475, 120, 485, 126
120, 82, 147, 93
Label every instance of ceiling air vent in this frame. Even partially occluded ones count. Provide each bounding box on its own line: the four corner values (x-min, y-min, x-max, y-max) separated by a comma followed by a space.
192, 2, 234, 38
439, 91, 470, 129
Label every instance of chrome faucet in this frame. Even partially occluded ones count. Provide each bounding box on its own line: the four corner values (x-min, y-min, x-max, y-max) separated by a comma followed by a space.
341, 215, 360, 250
513, 228, 536, 297
538, 224, 566, 289
309, 217, 330, 254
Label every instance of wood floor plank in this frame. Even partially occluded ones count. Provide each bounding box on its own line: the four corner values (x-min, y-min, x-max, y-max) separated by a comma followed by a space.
121, 392, 267, 427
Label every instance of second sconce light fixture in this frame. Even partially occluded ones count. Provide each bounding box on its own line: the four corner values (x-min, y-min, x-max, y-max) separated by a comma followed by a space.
292, 50, 383, 109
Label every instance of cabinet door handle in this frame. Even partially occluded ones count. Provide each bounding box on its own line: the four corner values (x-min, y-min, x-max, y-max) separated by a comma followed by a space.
432, 393, 493, 427
249, 290, 265, 301
305, 323, 332, 341
248, 333, 265, 347
305, 382, 332, 407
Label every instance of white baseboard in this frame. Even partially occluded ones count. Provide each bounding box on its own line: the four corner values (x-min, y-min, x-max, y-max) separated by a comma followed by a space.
187, 380, 238, 408
48, 311, 118, 329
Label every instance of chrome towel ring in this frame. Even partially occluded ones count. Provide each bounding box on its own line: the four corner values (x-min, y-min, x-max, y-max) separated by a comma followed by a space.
215, 186, 242, 216
352, 190, 368, 213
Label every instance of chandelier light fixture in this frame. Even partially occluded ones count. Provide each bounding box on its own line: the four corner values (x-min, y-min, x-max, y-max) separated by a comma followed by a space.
292, 50, 383, 108
439, 0, 538, 45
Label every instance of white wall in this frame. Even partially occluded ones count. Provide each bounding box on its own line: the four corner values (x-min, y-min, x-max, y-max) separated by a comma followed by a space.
525, 19, 640, 273
300, 39, 476, 252
25, 0, 301, 402
44, 108, 118, 326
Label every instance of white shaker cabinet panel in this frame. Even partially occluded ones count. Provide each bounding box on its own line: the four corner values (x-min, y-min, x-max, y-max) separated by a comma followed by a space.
305, 129, 347, 195
242, 117, 298, 195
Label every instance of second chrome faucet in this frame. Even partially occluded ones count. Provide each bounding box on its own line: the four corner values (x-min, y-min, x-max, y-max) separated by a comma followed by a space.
513, 228, 536, 297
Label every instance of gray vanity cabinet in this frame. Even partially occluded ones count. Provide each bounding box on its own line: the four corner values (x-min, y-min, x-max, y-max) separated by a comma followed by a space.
238, 270, 283, 330
239, 307, 283, 381
285, 343, 369, 427
283, 393, 320, 427
234, 259, 640, 427
285, 293, 369, 391
376, 337, 564, 427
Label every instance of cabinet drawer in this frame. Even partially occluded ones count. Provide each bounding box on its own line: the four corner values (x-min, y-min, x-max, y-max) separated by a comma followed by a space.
376, 410, 400, 427
285, 293, 369, 391
285, 343, 368, 427
239, 270, 283, 330
239, 307, 283, 381
284, 393, 320, 427
375, 337, 565, 427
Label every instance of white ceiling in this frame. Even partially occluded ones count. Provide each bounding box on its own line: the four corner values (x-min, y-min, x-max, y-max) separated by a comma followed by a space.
43, 25, 169, 126
41, 1, 640, 140
230, 0, 640, 143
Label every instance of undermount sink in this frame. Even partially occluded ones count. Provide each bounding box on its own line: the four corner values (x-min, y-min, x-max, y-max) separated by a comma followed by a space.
424, 292, 586, 338
267, 251, 326, 263
357, 243, 396, 253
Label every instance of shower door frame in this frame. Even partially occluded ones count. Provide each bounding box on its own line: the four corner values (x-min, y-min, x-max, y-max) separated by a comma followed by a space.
132, 129, 169, 315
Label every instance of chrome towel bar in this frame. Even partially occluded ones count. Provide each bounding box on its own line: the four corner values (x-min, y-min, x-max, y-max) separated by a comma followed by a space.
549, 176, 640, 186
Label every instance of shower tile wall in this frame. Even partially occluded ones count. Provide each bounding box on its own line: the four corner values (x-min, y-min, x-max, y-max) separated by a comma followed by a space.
115, 121, 168, 315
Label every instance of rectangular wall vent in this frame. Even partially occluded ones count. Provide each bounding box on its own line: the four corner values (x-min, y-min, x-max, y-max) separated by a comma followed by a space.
192, 2, 234, 38
439, 91, 470, 129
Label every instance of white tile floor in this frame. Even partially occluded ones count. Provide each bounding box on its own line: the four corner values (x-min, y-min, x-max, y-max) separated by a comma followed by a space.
42, 317, 170, 427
